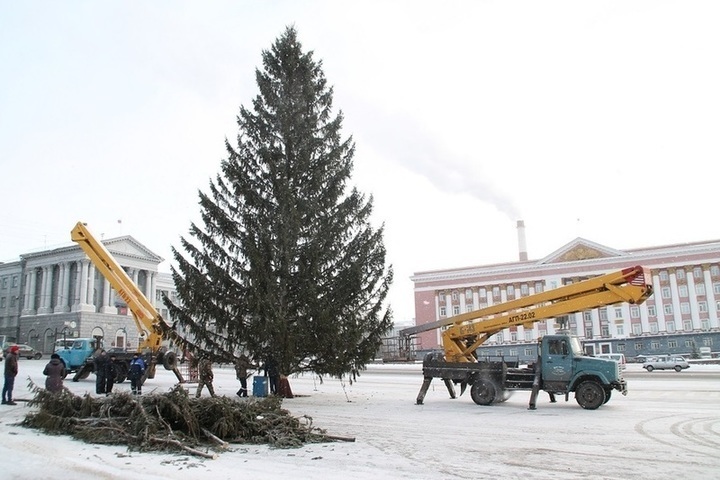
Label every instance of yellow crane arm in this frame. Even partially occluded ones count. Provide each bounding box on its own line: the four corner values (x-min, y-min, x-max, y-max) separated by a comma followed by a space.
71, 222, 168, 352
415, 265, 654, 363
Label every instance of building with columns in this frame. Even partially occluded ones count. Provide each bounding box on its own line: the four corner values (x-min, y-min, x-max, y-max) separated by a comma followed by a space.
0, 236, 176, 353
411, 234, 720, 361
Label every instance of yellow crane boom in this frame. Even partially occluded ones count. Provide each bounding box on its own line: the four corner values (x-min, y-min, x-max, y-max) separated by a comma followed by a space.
404, 265, 654, 363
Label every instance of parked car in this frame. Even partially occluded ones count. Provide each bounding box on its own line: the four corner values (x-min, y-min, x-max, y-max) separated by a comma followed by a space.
4, 343, 43, 360
643, 355, 690, 372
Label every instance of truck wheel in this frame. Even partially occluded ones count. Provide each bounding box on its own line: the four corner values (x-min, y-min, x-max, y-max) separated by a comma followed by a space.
603, 389, 612, 404
575, 381, 604, 410
162, 351, 178, 370
645, 365, 654, 372
470, 378, 498, 405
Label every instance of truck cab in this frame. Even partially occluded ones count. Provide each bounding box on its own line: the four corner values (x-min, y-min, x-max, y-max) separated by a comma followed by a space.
540, 334, 626, 405
56, 338, 99, 374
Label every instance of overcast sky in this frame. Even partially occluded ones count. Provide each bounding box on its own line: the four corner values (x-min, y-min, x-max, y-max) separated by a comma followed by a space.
1, 1, 719, 324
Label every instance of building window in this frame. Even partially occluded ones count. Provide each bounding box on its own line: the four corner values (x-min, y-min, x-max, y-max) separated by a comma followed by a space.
661, 287, 671, 299
507, 285, 515, 297
694, 267, 703, 279
452, 306, 460, 315
680, 303, 690, 314
599, 309, 608, 321
509, 349, 518, 357
667, 321, 675, 333
524, 348, 534, 356
651, 341, 660, 350
630, 306, 640, 318
524, 330, 532, 341
452, 292, 458, 301
617, 344, 625, 352
465, 305, 473, 313
678, 285, 688, 297
479, 287, 486, 298
664, 304, 673, 315
520, 284, 529, 296
711, 265, 720, 276
614, 307, 622, 318
11, 276, 18, 288
1, 278, 6, 289
683, 320, 693, 331
676, 269, 685, 279
659, 271, 669, 281
616, 324, 624, 335
703, 338, 714, 347
439, 307, 446, 317
10, 296, 17, 307
685, 339, 694, 348
465, 289, 472, 300
535, 282, 543, 293
510, 332, 517, 342
668, 340, 678, 348
696, 283, 706, 295
698, 301, 708, 313
492, 286, 500, 298
583, 311, 592, 322
701, 319, 710, 330
649, 322, 659, 334
635, 342, 643, 351
0, 297, 5, 308
585, 328, 593, 338
714, 283, 720, 295
601, 326, 609, 336
632, 323, 642, 335
647, 304, 656, 316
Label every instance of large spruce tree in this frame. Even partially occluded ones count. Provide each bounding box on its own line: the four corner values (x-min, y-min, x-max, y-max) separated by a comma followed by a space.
165, 27, 393, 380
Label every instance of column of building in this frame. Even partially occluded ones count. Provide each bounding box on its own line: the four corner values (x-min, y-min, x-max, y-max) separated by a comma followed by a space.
21, 268, 37, 315
685, 269, 701, 330
649, 272, 663, 333
702, 266, 719, 328
667, 270, 683, 332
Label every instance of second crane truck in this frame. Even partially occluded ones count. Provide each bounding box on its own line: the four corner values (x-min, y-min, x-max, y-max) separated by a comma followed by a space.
400, 265, 654, 410
58, 222, 184, 384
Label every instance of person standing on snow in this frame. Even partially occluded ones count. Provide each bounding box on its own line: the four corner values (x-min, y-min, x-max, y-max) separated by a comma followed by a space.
43, 353, 66, 393
104, 354, 117, 396
196, 356, 216, 398
128, 353, 146, 395
94, 349, 109, 395
2, 345, 20, 405
234, 354, 253, 398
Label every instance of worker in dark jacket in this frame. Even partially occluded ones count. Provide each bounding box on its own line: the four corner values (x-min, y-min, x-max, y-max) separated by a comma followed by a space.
234, 354, 253, 397
2, 345, 20, 405
128, 353, 146, 395
264, 356, 280, 395
94, 350, 109, 395
43, 353, 66, 393
196, 356, 216, 398
104, 354, 117, 395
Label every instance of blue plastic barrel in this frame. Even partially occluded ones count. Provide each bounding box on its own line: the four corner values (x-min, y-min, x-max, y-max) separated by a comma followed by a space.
253, 376, 268, 397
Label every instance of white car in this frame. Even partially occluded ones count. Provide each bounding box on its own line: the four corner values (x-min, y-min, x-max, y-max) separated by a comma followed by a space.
643, 355, 690, 372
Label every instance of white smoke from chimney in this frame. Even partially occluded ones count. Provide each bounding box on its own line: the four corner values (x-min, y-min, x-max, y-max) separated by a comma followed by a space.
350, 107, 522, 221
517, 220, 528, 261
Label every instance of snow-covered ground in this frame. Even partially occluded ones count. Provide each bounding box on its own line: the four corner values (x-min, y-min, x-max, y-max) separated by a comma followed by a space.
1, 360, 718, 480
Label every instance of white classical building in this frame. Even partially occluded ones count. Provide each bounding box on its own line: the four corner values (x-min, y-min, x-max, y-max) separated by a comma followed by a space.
0, 236, 176, 353
411, 224, 720, 361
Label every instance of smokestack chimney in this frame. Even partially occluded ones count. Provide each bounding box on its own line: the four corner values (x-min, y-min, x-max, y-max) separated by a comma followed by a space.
517, 220, 528, 261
